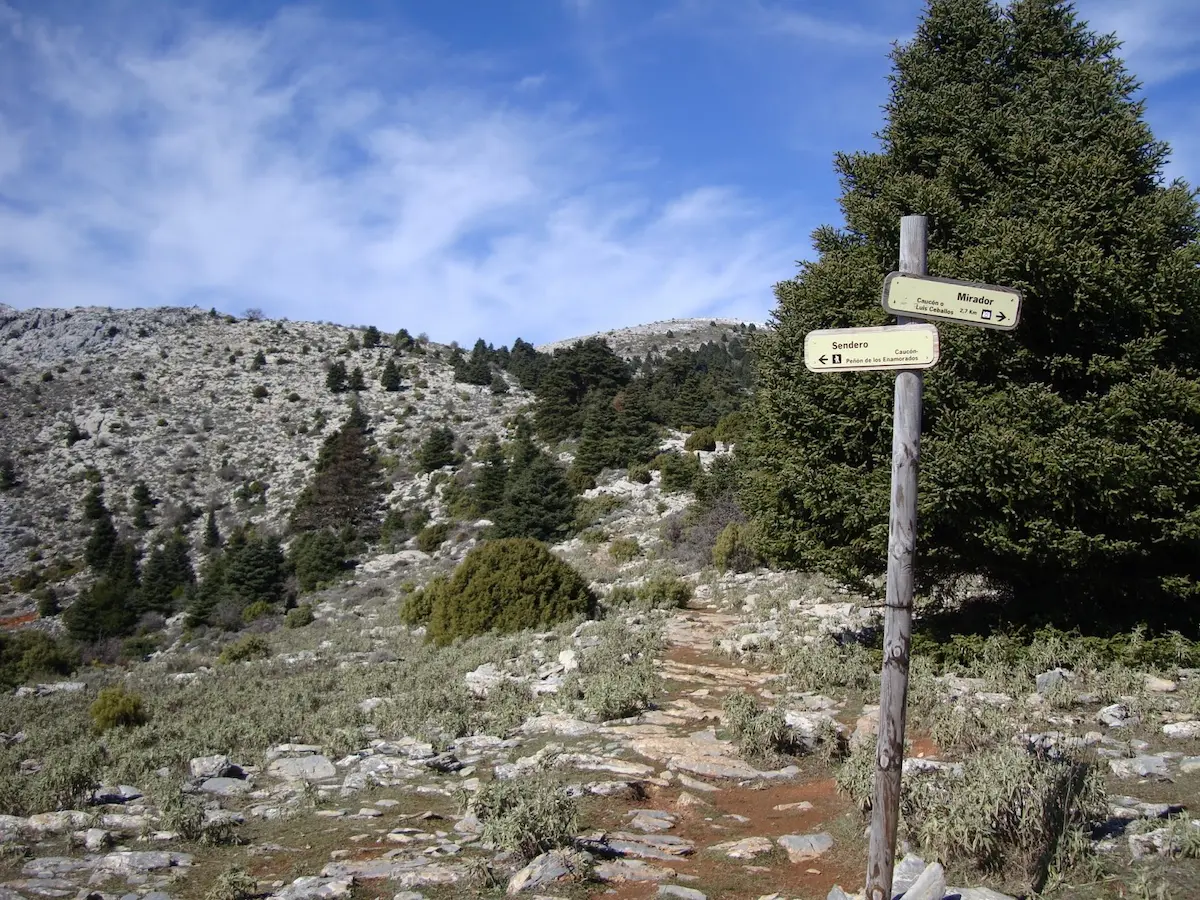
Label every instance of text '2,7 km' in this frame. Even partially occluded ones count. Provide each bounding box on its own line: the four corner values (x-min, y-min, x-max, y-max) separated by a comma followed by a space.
881, 272, 1023, 331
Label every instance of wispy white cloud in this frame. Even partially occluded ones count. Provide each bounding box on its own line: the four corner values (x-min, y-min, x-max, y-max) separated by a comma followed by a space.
1079, 0, 1200, 85
0, 4, 796, 344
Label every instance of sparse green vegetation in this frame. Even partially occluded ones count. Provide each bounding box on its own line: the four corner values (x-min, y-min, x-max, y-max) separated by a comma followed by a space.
415, 539, 594, 645
90, 685, 148, 731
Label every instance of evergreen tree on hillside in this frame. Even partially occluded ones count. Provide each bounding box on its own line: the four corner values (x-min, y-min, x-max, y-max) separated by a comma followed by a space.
506, 338, 546, 390
381, 358, 402, 392
203, 509, 222, 550
290, 403, 383, 534
472, 434, 509, 515
348, 366, 367, 392
534, 339, 632, 441
65, 539, 141, 642
222, 525, 287, 609
491, 449, 576, 543
743, 0, 1200, 625
138, 530, 195, 613
326, 360, 348, 393
416, 426, 460, 473
84, 488, 118, 572
363, 325, 382, 349
459, 339, 494, 385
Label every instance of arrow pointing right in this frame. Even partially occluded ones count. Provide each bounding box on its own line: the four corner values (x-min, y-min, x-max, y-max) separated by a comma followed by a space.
996, 311, 1007, 322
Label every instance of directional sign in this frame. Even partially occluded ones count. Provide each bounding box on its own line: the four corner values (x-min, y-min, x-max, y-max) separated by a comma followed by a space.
804, 323, 940, 373
881, 273, 1022, 331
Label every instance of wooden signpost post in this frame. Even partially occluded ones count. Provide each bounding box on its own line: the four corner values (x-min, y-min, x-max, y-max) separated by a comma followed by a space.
800, 215, 1023, 900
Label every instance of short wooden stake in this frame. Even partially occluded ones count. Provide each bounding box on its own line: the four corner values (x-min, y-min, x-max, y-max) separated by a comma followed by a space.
865, 214, 927, 900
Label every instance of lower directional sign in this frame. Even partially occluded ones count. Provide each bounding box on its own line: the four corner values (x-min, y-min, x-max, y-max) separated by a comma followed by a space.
804, 323, 940, 373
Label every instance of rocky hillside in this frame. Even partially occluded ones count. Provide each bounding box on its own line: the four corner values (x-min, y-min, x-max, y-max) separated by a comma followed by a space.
0, 305, 538, 604
537, 317, 758, 360
2, 305, 1200, 900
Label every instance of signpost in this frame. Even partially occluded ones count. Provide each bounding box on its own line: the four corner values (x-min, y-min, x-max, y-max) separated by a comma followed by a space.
882, 272, 1022, 331
804, 323, 939, 373
800, 215, 1022, 900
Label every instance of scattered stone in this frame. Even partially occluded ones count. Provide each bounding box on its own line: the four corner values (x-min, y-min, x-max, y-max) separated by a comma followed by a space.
772, 801, 813, 812
1109, 755, 1170, 779
709, 836, 773, 859
592, 859, 676, 882
271, 875, 354, 900
1035, 668, 1071, 694
95, 851, 193, 876
657, 886, 707, 899
952, 888, 1018, 900
199, 777, 253, 796
628, 810, 676, 833
269, 755, 337, 782
1163, 721, 1200, 740
777, 832, 833, 863
1180, 757, 1200, 775
1097, 703, 1138, 728
189, 755, 235, 780
504, 854, 588, 897
902, 861, 946, 900
1145, 675, 1178, 693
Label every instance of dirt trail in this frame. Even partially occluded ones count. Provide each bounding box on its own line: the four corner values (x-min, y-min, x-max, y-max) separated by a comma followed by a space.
578, 603, 865, 900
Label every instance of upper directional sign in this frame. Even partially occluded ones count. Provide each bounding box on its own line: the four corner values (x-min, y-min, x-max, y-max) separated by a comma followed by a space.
804, 323, 940, 373
882, 273, 1022, 331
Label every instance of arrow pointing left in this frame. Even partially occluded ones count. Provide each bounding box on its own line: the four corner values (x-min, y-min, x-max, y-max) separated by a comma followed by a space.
819, 355, 828, 364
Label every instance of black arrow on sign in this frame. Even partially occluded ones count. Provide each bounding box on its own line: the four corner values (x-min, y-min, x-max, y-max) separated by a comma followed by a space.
996, 311, 1007, 323
818, 355, 828, 365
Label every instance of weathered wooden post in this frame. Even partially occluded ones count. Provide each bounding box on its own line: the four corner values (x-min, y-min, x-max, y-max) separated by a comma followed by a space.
802, 214, 1023, 899
865, 214, 926, 900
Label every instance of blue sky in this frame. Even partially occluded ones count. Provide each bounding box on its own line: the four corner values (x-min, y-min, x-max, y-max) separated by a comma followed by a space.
1, 1, 1197, 345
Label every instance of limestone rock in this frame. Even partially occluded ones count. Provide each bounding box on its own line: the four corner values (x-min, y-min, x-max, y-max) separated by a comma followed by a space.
268, 755, 337, 782
777, 832, 833, 863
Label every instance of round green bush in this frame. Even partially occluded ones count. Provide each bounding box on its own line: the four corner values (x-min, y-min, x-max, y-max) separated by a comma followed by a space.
627, 464, 652, 485
90, 685, 147, 732
415, 522, 451, 553
426, 538, 596, 645
217, 634, 270, 665
712, 522, 759, 574
636, 573, 693, 610
683, 427, 717, 452
285, 604, 315, 628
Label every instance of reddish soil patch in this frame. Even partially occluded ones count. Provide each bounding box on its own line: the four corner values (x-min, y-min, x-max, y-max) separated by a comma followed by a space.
0, 612, 39, 629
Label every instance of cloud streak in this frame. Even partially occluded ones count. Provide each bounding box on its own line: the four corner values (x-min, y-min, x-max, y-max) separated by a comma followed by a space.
0, 4, 797, 344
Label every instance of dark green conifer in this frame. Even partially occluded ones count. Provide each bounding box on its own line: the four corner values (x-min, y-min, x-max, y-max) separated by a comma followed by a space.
348, 366, 367, 392
291, 404, 382, 533
326, 360, 348, 393
381, 358, 402, 392
743, 0, 1200, 624
416, 426, 460, 473
362, 325, 382, 349
472, 435, 508, 515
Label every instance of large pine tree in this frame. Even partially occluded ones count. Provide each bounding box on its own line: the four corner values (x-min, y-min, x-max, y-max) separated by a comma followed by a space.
743, 0, 1200, 626
290, 403, 383, 533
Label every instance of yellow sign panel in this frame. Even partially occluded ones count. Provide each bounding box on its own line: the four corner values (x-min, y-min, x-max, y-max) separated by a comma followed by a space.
804, 324, 940, 373
882, 273, 1022, 331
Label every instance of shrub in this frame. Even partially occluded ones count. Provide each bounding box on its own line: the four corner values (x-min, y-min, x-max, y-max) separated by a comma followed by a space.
399, 576, 442, 627
90, 685, 148, 731
285, 604, 315, 628
415, 522, 451, 553
564, 620, 661, 720
713, 522, 758, 573
468, 773, 578, 861
0, 631, 78, 688
218, 634, 271, 664
240, 600, 275, 623
627, 463, 652, 484
251, 384, 268, 399
684, 427, 716, 452
653, 451, 701, 492
608, 537, 640, 563
205, 866, 259, 900
424, 538, 595, 645
902, 746, 1105, 894
289, 529, 346, 592
713, 411, 748, 444
636, 573, 692, 610
722, 690, 798, 766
